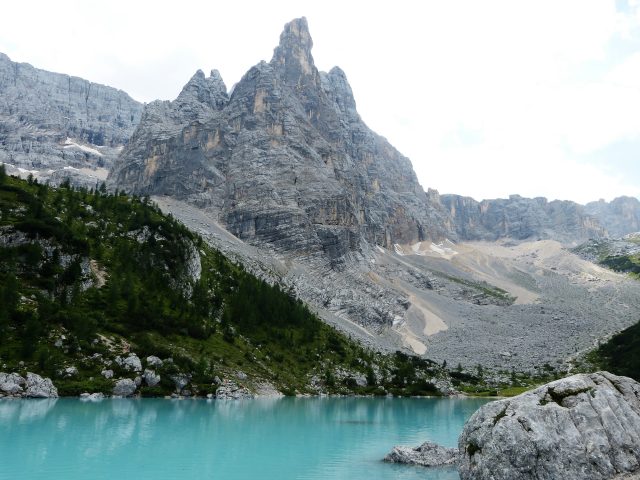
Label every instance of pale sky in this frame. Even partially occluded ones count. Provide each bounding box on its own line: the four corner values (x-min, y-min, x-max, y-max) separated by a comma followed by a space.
2, 0, 640, 204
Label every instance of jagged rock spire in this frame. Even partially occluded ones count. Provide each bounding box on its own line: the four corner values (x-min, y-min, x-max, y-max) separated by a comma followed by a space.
270, 17, 318, 86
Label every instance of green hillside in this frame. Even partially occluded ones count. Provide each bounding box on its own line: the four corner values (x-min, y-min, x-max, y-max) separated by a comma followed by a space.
0, 168, 448, 396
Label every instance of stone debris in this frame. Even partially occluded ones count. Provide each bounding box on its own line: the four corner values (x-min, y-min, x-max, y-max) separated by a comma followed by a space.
215, 380, 253, 400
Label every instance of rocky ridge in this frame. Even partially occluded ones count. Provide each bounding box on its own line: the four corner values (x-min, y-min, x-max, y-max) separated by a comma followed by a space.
0, 52, 142, 186
441, 193, 607, 244
586, 196, 640, 238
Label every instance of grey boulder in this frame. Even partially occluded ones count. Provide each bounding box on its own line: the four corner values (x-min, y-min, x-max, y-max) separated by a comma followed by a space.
143, 369, 161, 387
116, 354, 142, 372
384, 441, 458, 467
170, 374, 190, 392
25, 372, 58, 398
146, 356, 163, 368
458, 372, 640, 480
0, 372, 25, 395
112, 379, 137, 397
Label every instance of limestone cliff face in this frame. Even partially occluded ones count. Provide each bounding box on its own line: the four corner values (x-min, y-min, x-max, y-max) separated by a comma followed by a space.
585, 196, 640, 238
440, 194, 607, 243
109, 18, 451, 266
0, 52, 142, 177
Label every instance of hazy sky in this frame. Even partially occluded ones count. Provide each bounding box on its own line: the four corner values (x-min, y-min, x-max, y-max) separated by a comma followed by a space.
2, 0, 639, 203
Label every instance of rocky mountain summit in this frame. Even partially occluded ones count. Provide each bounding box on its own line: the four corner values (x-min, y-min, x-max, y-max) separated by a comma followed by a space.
0, 52, 142, 185
109, 17, 451, 268
441, 193, 606, 244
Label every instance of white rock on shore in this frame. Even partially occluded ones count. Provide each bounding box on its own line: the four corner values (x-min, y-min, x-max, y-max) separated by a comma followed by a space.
384, 441, 458, 467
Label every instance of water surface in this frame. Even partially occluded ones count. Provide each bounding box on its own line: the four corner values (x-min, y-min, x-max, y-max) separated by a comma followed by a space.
0, 397, 489, 479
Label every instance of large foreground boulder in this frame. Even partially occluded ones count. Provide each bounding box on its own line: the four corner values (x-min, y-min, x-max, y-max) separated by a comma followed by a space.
458, 372, 640, 480
384, 441, 458, 467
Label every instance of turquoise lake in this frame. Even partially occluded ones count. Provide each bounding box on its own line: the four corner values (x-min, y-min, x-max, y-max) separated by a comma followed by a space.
0, 397, 489, 479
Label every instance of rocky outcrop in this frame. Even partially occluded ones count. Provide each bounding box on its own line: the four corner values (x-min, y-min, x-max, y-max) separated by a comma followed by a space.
458, 372, 640, 480
585, 197, 640, 238
0, 52, 142, 184
384, 441, 458, 467
108, 17, 452, 268
112, 378, 137, 397
441, 194, 606, 244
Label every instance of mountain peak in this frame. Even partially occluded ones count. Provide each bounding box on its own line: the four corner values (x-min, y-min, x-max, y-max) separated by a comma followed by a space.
271, 17, 316, 85
177, 69, 228, 111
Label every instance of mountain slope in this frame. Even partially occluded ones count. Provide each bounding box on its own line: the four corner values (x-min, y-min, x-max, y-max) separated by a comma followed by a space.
0, 52, 142, 185
0, 169, 454, 397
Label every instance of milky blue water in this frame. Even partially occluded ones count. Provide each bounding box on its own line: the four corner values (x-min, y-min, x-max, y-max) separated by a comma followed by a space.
0, 397, 489, 480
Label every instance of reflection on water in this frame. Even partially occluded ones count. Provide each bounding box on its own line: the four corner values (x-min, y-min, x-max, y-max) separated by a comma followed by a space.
0, 397, 488, 480
0, 398, 58, 423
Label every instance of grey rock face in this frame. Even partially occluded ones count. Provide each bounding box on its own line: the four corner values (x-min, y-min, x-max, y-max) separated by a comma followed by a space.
384, 441, 458, 467
585, 197, 640, 238
108, 17, 452, 268
458, 372, 640, 480
0, 52, 142, 184
112, 378, 137, 397
441, 194, 606, 243
101, 369, 114, 379
25, 372, 58, 398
